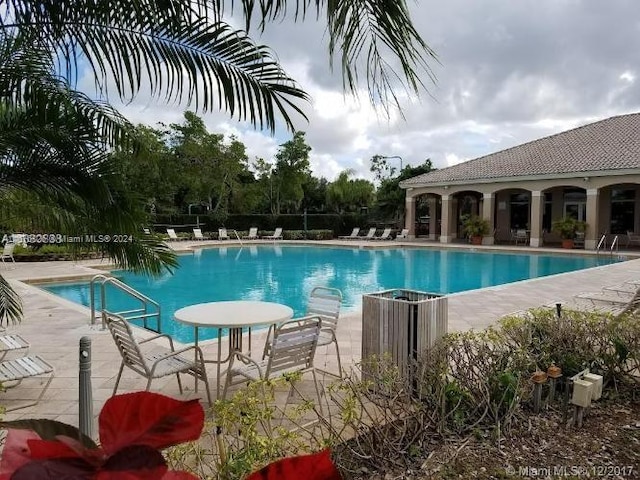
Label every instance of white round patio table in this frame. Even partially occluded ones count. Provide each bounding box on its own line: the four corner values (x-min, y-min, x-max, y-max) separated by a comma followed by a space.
174, 301, 294, 397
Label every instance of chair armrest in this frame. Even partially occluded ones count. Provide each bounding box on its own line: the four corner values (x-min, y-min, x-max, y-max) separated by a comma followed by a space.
229, 351, 264, 378
138, 333, 175, 351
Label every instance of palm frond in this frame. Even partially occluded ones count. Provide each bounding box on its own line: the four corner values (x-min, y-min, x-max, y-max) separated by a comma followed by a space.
2, 1, 309, 132
0, 275, 23, 326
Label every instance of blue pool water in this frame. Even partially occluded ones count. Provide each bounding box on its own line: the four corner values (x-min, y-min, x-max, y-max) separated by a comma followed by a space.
43, 245, 615, 342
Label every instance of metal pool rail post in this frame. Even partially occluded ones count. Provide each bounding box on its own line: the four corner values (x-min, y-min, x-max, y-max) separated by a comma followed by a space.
79, 336, 93, 439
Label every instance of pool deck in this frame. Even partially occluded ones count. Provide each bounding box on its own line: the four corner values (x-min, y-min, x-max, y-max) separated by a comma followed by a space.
2, 239, 640, 432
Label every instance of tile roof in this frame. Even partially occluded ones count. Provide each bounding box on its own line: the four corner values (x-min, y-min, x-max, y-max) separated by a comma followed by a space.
401, 113, 640, 187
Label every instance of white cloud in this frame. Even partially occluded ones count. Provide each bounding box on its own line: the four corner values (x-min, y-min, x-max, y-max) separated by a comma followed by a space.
79, 0, 640, 181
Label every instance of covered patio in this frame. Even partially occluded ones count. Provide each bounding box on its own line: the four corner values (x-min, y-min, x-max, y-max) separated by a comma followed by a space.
401, 113, 640, 250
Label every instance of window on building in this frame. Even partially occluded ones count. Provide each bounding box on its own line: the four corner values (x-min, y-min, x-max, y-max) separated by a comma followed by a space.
610, 188, 635, 234
563, 188, 586, 221
510, 193, 530, 229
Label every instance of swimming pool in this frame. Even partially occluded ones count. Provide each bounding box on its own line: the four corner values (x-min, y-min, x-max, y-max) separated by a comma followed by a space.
43, 245, 615, 342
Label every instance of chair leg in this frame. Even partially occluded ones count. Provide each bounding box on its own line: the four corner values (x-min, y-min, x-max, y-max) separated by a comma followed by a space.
5, 372, 54, 413
176, 373, 183, 394
311, 368, 323, 415
333, 340, 343, 379
113, 362, 125, 396
145, 378, 153, 391
261, 325, 274, 360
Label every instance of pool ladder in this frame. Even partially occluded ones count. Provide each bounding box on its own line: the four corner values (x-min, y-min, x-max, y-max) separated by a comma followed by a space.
596, 234, 619, 258
89, 274, 162, 332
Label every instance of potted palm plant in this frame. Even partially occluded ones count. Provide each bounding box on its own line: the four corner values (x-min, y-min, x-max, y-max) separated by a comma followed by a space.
552, 217, 587, 249
462, 215, 490, 245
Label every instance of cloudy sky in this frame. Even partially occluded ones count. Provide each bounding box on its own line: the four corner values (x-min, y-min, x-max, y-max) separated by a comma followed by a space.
99, 0, 640, 181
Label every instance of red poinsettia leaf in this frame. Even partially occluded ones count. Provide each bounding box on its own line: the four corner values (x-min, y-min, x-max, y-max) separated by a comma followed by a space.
27, 439, 81, 459
96, 445, 167, 479
0, 419, 97, 449
10, 457, 95, 479
0, 429, 40, 478
247, 450, 342, 480
99, 392, 204, 455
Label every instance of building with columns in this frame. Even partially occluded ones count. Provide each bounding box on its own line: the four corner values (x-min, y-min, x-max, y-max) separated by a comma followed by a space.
399, 113, 640, 250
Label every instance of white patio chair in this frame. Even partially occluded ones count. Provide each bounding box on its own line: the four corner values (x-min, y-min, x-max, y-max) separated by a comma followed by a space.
104, 312, 212, 404
371, 228, 392, 240
338, 227, 360, 239
218, 228, 230, 240
263, 227, 283, 240
626, 231, 640, 247
263, 287, 343, 377
223, 316, 322, 410
0, 355, 54, 411
395, 228, 409, 239
514, 229, 529, 245
243, 227, 259, 240
193, 228, 205, 240
0, 242, 16, 264
166, 228, 179, 241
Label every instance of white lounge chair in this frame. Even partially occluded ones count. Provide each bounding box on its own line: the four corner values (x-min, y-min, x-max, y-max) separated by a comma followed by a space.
0, 355, 54, 411
263, 227, 283, 240
338, 228, 360, 240
243, 227, 259, 240
218, 228, 230, 240
395, 228, 409, 239
224, 316, 322, 410
1, 242, 16, 264
371, 228, 392, 240
193, 228, 205, 240
105, 312, 212, 404
362, 228, 377, 240
0, 333, 29, 360
571, 285, 640, 317
166, 228, 179, 241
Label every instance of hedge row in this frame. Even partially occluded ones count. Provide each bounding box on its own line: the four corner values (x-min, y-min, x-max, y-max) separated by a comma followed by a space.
152, 213, 377, 236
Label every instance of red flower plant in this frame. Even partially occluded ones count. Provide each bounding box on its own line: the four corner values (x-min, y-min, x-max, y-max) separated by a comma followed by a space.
0, 391, 204, 479
246, 449, 342, 480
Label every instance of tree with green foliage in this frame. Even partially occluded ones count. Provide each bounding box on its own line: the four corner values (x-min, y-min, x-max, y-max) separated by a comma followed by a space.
326, 170, 375, 213
273, 132, 312, 214
372, 159, 435, 223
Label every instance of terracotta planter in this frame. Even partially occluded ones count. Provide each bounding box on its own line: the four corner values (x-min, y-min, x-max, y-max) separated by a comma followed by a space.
561, 239, 574, 249
470, 236, 483, 245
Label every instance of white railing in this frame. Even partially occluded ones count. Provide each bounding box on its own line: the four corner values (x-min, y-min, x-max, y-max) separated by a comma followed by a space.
89, 274, 161, 332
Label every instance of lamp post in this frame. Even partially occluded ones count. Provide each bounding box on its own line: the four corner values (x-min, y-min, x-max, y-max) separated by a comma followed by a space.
380, 155, 403, 172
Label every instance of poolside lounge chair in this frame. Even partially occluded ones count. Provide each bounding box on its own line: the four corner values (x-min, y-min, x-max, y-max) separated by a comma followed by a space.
243, 227, 259, 240
571, 285, 640, 317
218, 228, 230, 240
166, 228, 179, 241
371, 228, 392, 241
105, 312, 212, 404
224, 316, 322, 409
193, 228, 205, 240
338, 227, 360, 240
0, 355, 54, 411
1, 242, 16, 264
395, 228, 409, 239
263, 227, 283, 240
0, 333, 29, 360
362, 227, 377, 240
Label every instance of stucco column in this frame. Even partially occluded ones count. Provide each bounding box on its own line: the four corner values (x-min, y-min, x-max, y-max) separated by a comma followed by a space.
428, 197, 437, 240
529, 191, 544, 247
481, 193, 495, 245
585, 188, 599, 250
404, 193, 416, 238
440, 194, 454, 243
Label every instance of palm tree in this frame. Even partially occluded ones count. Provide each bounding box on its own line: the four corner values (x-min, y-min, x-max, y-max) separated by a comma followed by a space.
0, 0, 437, 323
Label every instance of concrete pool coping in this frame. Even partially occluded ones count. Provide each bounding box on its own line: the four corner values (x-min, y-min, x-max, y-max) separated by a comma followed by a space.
3, 242, 640, 430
